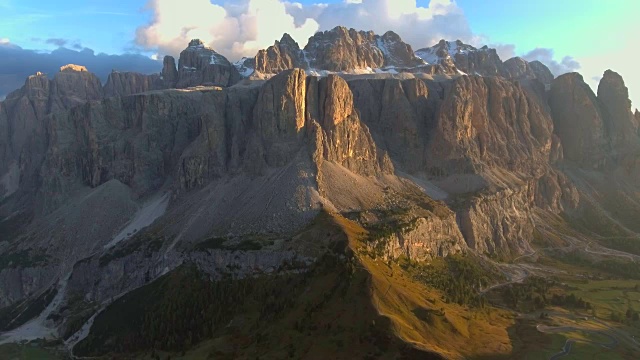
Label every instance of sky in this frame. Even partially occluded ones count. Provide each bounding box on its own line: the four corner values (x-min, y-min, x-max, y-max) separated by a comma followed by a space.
0, 0, 639, 106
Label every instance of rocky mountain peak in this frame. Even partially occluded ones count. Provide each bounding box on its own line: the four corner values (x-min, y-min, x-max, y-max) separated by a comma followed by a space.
162, 55, 178, 88
188, 39, 205, 47
254, 34, 306, 74
176, 39, 239, 88
549, 72, 610, 168
528, 60, 555, 86
597, 69, 638, 151
180, 39, 231, 68
414, 40, 459, 73
302, 26, 423, 72
503, 56, 554, 85
279, 33, 298, 48
416, 39, 479, 64
60, 64, 88, 72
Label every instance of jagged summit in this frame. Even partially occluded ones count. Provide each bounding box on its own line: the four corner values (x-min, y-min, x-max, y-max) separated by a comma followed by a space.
415, 39, 481, 64
180, 38, 231, 67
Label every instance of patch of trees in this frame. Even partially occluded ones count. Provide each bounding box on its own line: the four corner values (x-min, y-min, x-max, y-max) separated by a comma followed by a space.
549, 293, 592, 310
415, 255, 490, 308
75, 256, 349, 357
500, 277, 554, 310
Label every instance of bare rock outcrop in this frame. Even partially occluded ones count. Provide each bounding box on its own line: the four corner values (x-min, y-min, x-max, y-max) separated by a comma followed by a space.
310, 75, 393, 176
427, 75, 554, 176
49, 64, 104, 113
597, 70, 640, 153
349, 77, 432, 173
529, 60, 555, 86
456, 185, 534, 256
161, 55, 179, 88
176, 39, 240, 88
254, 34, 307, 74
416, 40, 503, 76
304, 27, 424, 72
103, 71, 164, 98
252, 69, 308, 168
549, 73, 610, 168
414, 40, 459, 74
0, 66, 104, 200
369, 215, 466, 262
502, 57, 554, 87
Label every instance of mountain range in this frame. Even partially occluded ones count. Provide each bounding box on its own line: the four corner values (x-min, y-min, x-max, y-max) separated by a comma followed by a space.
1, 26, 639, 359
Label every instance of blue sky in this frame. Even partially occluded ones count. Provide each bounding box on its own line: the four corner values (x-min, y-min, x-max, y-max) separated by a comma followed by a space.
1, 0, 639, 105
2, 0, 637, 58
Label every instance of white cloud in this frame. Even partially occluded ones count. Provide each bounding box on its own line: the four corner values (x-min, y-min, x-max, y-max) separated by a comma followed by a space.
521, 48, 581, 76
135, 0, 473, 60
136, 0, 319, 61
0, 38, 10, 45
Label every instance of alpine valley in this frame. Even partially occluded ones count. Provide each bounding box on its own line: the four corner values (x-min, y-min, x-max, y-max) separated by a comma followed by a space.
1, 26, 640, 359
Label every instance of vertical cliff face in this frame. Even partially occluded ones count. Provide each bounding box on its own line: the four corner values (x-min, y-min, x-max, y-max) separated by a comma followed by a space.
104, 71, 164, 98
312, 75, 393, 176
49, 65, 104, 113
161, 55, 179, 88
0, 66, 106, 201
38, 90, 206, 210
597, 70, 639, 155
549, 73, 610, 168
428, 75, 554, 176
251, 69, 308, 168
349, 77, 432, 173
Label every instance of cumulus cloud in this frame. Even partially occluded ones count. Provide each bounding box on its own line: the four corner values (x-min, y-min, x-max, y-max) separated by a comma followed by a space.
135, 0, 474, 60
136, 0, 319, 60
0, 44, 161, 99
521, 48, 581, 76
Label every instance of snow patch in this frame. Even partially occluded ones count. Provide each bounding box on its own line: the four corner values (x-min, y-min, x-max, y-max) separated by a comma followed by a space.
104, 193, 170, 249
233, 58, 255, 78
